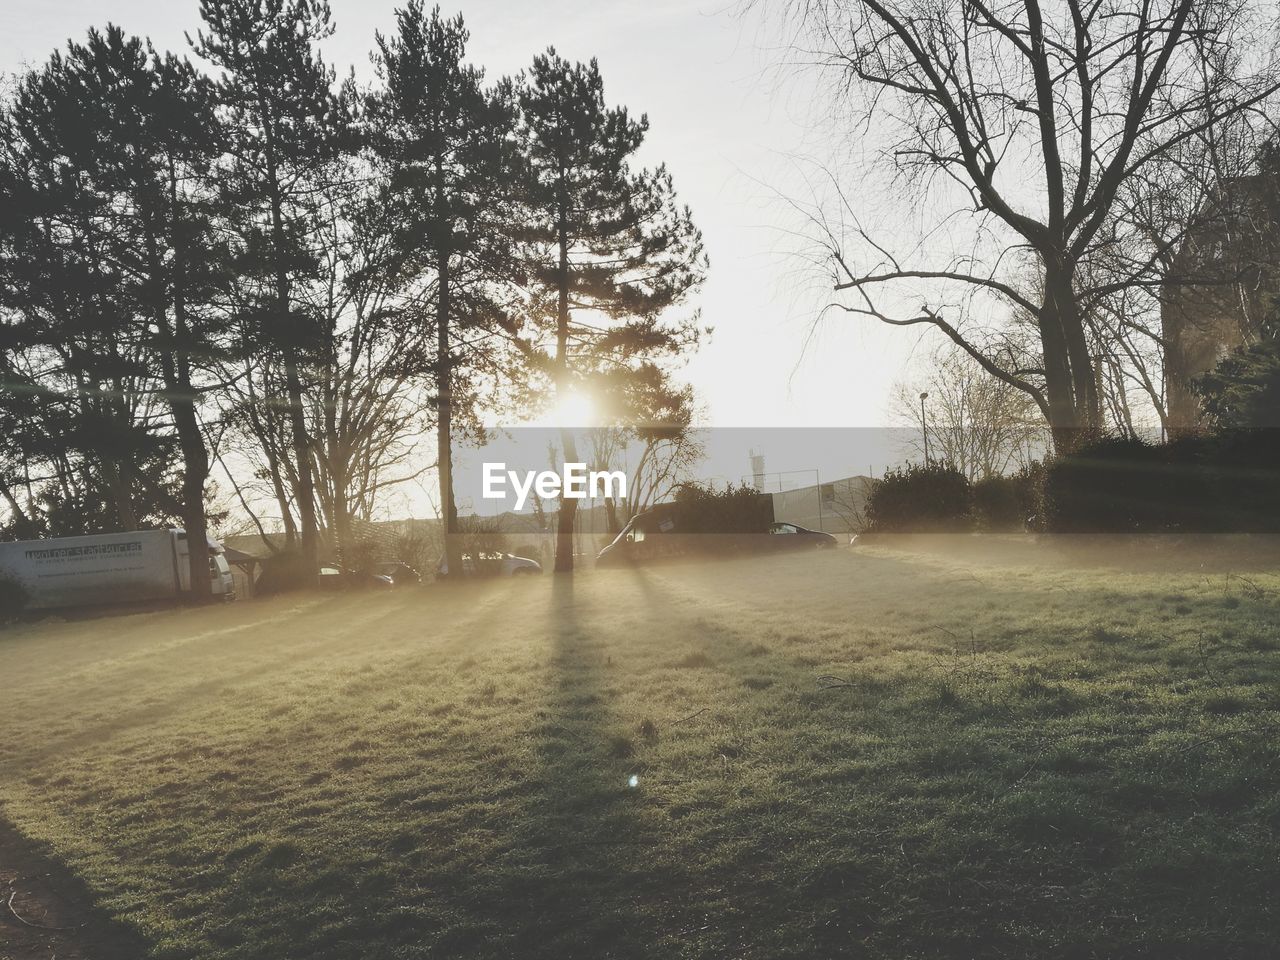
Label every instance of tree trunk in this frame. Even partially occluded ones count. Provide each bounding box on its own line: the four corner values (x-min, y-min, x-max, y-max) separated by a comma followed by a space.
0, 480, 36, 539
268, 174, 318, 578
244, 376, 297, 547
166, 165, 212, 603
160, 345, 212, 603
269, 448, 299, 547
555, 429, 579, 572
603, 496, 619, 536
553, 172, 576, 573
284, 354, 317, 569
437, 250, 462, 579
100, 457, 137, 531
333, 478, 353, 571
174, 399, 212, 601
279, 285, 316, 570
1040, 257, 1100, 453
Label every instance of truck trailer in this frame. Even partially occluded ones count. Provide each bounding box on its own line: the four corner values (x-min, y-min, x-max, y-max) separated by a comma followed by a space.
0, 529, 234, 610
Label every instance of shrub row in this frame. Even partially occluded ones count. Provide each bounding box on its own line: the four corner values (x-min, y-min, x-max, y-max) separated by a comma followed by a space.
865, 429, 1280, 535
865, 463, 1038, 533
1044, 431, 1280, 533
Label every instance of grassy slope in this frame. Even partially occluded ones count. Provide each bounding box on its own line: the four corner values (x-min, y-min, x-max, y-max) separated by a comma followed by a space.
1, 541, 1279, 959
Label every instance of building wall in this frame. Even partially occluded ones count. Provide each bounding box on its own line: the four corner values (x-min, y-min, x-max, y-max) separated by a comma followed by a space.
772, 476, 873, 534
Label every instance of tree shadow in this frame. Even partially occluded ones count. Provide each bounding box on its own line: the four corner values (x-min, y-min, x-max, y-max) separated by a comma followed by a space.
0, 817, 150, 959
448, 573, 675, 960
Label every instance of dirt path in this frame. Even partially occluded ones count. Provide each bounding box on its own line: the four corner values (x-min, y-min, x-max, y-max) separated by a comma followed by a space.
0, 820, 146, 960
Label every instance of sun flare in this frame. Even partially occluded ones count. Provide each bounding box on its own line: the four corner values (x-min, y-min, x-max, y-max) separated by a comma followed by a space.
545, 389, 597, 428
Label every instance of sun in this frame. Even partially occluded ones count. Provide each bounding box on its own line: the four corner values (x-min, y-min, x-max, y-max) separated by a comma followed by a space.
546, 389, 597, 427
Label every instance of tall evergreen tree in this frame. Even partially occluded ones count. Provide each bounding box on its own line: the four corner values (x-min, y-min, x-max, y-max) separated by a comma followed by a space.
192, 0, 347, 576
1, 28, 231, 593
73, 31, 229, 598
144, 51, 231, 599
0, 31, 181, 536
371, 2, 521, 578
1195, 318, 1280, 430
518, 51, 706, 571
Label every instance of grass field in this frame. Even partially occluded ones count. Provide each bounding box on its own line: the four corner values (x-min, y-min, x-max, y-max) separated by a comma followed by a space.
2, 539, 1280, 958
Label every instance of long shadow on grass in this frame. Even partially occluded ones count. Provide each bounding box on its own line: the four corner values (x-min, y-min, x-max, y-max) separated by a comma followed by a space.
42, 575, 663, 960
12, 583, 545, 960
618, 560, 1075, 957
448, 573, 678, 960
608, 560, 901, 958
3, 580, 548, 779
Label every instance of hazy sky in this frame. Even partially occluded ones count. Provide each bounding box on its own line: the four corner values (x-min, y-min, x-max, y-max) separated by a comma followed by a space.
1, 0, 927, 432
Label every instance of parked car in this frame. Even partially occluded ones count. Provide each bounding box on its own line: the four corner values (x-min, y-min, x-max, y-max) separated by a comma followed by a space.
596, 494, 778, 567
317, 565, 348, 591
437, 551, 542, 578
317, 565, 394, 591
767, 522, 839, 549
596, 496, 838, 565
372, 561, 421, 586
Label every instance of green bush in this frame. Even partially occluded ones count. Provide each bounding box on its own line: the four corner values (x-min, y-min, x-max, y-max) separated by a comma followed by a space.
859, 430, 1280, 536
866, 462, 971, 533
971, 475, 1023, 531
671, 482, 775, 535
1202, 429, 1280, 531
1042, 433, 1280, 533
1013, 461, 1050, 532
1046, 437, 1196, 533
1195, 337, 1280, 429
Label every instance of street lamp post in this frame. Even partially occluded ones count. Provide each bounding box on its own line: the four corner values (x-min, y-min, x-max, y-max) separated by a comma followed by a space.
919, 391, 931, 466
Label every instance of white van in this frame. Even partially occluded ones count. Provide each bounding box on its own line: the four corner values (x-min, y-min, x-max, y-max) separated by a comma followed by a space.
0, 528, 234, 610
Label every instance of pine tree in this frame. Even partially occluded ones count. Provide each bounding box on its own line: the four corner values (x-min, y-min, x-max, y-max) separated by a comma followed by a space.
77, 31, 230, 597
1195, 334, 1280, 429
370, 2, 521, 578
517, 51, 706, 571
1, 28, 231, 593
145, 51, 231, 599
192, 0, 347, 576
0, 32, 180, 535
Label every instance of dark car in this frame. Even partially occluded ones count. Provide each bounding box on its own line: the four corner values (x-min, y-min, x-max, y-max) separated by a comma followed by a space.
767, 522, 838, 549
596, 498, 838, 567
317, 565, 394, 591
372, 561, 421, 586
316, 565, 349, 591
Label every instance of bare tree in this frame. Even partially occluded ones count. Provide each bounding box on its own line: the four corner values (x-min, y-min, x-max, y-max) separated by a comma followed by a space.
214, 168, 436, 559
625, 429, 706, 518
768, 0, 1280, 449
584, 427, 628, 534
583, 371, 706, 526
303, 173, 437, 564
893, 346, 1048, 479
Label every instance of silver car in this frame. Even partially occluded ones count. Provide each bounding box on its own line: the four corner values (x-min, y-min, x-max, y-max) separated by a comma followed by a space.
436, 551, 542, 578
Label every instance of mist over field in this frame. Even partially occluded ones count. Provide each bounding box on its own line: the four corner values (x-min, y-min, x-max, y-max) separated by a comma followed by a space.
4, 540, 1280, 957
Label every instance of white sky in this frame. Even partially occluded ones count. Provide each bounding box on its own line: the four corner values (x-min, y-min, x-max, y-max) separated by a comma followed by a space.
1, 0, 927, 424
1, 0, 945, 522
